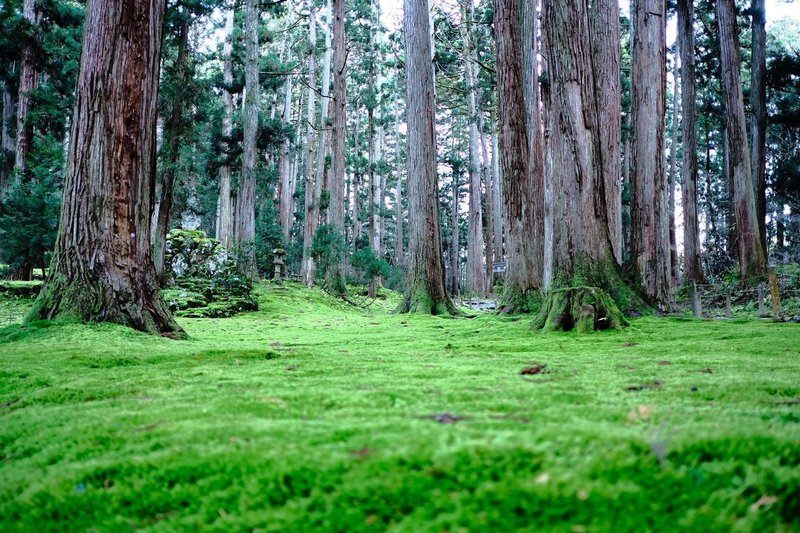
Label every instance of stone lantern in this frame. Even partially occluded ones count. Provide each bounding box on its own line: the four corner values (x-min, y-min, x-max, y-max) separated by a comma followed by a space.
272, 248, 286, 283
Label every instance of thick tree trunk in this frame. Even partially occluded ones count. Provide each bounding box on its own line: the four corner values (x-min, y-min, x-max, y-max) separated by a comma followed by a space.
154, 15, 191, 286
400, 0, 455, 315
325, 0, 347, 295
236, 0, 260, 279
496, 0, 539, 312
462, 2, 485, 295
677, 0, 705, 283
750, 0, 767, 256
630, 0, 672, 308
30, 0, 183, 338
216, 8, 235, 249
541, 0, 640, 323
301, 9, 318, 285
14, 0, 40, 174
716, 0, 767, 282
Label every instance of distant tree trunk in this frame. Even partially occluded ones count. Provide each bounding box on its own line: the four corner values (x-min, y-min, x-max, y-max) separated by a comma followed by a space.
325, 0, 347, 295
236, 0, 259, 278
30, 0, 183, 338
630, 0, 671, 308
490, 122, 503, 263
14, 0, 40, 174
0, 82, 14, 196
393, 90, 405, 268
301, 8, 318, 285
716, 0, 767, 282
667, 57, 680, 286
496, 0, 539, 312
750, 0, 767, 256
277, 62, 293, 242
351, 105, 362, 246
154, 14, 191, 286
400, 0, 455, 314
315, 0, 333, 207
677, 0, 704, 283
216, 8, 236, 249
541, 0, 637, 314
462, 1, 485, 295
479, 122, 493, 293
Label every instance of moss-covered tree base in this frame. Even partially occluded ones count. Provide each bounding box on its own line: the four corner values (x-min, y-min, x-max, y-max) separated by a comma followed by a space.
397, 284, 459, 316
532, 286, 628, 333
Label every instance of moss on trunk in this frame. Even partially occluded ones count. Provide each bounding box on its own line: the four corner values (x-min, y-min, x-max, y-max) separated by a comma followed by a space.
532, 286, 628, 333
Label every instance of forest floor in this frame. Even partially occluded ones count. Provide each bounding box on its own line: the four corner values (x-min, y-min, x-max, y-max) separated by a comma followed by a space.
0, 282, 799, 531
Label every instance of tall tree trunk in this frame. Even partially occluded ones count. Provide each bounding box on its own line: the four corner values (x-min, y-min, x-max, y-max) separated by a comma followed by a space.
14, 0, 40, 174
216, 8, 235, 249
462, 0, 485, 295
393, 89, 405, 268
30, 0, 183, 337
278, 49, 294, 242
541, 0, 637, 310
400, 0, 455, 314
677, 0, 704, 283
154, 14, 191, 286
716, 0, 767, 282
667, 57, 680, 286
631, 0, 671, 308
479, 122, 493, 293
450, 160, 460, 298
301, 8, 319, 285
325, 0, 347, 294
236, 0, 259, 278
490, 122, 503, 263
496, 0, 539, 312
750, 0, 767, 256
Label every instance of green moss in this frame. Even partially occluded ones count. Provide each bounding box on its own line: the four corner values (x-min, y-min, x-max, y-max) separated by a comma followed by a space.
1, 284, 799, 530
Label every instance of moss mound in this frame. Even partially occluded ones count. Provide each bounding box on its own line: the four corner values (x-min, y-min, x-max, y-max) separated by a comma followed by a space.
532, 286, 628, 332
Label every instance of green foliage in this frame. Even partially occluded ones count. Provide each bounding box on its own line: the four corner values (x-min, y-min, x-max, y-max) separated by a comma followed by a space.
311, 224, 347, 279
1, 284, 800, 530
351, 247, 392, 280
0, 173, 60, 277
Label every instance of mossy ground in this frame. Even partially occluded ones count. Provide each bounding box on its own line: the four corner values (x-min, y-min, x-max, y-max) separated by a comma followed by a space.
1, 282, 799, 531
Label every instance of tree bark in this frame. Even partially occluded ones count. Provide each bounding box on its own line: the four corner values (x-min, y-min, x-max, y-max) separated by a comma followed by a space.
496, 0, 539, 312
667, 56, 680, 286
29, 0, 183, 338
278, 47, 294, 243
216, 8, 235, 249
393, 86, 405, 268
0, 82, 14, 197
462, 0, 485, 295
750, 0, 767, 256
677, 0, 704, 282
541, 0, 638, 314
236, 0, 259, 279
400, 0, 455, 315
301, 8, 319, 284
630, 0, 672, 308
154, 14, 191, 286
14, 0, 40, 174
716, 0, 767, 282
325, 0, 347, 295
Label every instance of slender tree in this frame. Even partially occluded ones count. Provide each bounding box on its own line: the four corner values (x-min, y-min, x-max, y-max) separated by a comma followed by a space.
29, 0, 183, 337
630, 0, 672, 308
399, 0, 455, 314
301, 7, 319, 283
716, 0, 767, 281
677, 0, 704, 282
325, 0, 347, 294
14, 0, 40, 173
216, 8, 236, 248
750, 0, 767, 255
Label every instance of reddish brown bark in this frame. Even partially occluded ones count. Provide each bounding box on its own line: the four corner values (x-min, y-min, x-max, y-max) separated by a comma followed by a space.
30, 0, 183, 337
14, 0, 40, 174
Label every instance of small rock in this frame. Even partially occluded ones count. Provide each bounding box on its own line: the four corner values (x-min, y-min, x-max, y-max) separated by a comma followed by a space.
691, 386, 698, 392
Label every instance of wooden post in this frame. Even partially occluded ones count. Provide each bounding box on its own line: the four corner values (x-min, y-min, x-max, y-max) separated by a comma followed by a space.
757, 284, 765, 317
692, 282, 702, 318
725, 290, 732, 318
769, 269, 782, 320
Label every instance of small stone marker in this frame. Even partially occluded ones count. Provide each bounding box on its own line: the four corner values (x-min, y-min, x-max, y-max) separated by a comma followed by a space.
272, 248, 285, 284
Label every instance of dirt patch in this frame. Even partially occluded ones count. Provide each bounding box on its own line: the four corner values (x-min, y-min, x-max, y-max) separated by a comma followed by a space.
625, 380, 663, 392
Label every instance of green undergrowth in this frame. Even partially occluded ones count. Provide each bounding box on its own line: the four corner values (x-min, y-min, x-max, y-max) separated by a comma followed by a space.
1, 282, 799, 531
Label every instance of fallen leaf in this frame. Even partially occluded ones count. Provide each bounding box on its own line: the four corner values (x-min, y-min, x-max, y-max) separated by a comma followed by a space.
535, 472, 550, 484
749, 495, 778, 512
627, 404, 654, 423
658, 360, 671, 365
577, 489, 589, 501
520, 364, 547, 375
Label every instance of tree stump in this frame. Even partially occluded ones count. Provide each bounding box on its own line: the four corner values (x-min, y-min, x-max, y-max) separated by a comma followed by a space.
532, 287, 628, 333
